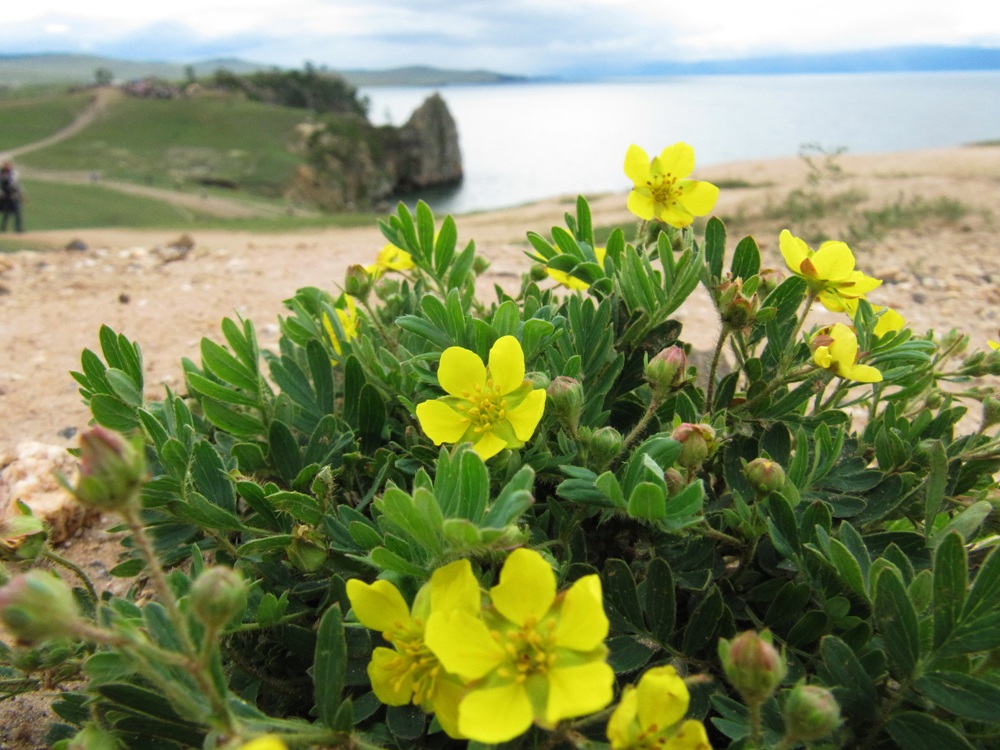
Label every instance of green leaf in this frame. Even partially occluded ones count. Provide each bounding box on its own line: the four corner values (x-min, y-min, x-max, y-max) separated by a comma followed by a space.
922, 440, 949, 535
269, 491, 322, 526
933, 533, 968, 649
828, 539, 869, 601
358, 384, 386, 454
187, 371, 258, 407
370, 546, 425, 577
603, 559, 644, 633
201, 398, 263, 438
191, 441, 236, 512
930, 501, 993, 549
87, 395, 139, 434
606, 635, 656, 674
627, 482, 666, 520
644, 557, 675, 645
915, 671, 1000, 722
819, 636, 879, 724
314, 604, 347, 729
386, 704, 426, 740
703, 217, 726, 280
885, 712, 975, 750
268, 420, 303, 485
201, 338, 259, 392
105, 368, 143, 407
730, 235, 761, 279
171, 492, 245, 532
682, 586, 726, 656
874, 568, 920, 680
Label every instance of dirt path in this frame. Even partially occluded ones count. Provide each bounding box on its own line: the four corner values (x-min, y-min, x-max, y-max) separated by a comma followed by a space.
2, 87, 123, 160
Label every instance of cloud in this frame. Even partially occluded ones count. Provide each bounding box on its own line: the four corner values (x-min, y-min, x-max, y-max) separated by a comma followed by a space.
3, 0, 1000, 75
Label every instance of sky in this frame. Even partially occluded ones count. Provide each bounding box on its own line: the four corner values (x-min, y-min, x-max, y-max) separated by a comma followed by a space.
3, 0, 1000, 76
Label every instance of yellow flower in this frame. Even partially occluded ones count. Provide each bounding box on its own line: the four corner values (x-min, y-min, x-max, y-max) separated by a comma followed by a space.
811, 323, 882, 383
366, 243, 414, 279
989, 340, 1000, 350
322, 294, 360, 363
779, 230, 882, 314
238, 737, 288, 750
872, 305, 905, 338
346, 560, 482, 738
415, 336, 546, 460
424, 548, 614, 743
624, 143, 719, 228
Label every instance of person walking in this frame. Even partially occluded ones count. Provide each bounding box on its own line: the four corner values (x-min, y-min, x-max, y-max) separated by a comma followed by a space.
0, 161, 25, 233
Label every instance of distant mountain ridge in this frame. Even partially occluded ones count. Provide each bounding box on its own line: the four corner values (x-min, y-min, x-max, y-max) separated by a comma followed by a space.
1, 45, 998, 89
0, 54, 523, 88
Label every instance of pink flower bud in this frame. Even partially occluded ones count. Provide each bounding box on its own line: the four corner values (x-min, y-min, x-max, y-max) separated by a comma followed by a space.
71, 427, 147, 510
743, 458, 787, 494
783, 683, 841, 742
671, 423, 715, 471
719, 630, 787, 704
646, 346, 687, 395
0, 571, 80, 643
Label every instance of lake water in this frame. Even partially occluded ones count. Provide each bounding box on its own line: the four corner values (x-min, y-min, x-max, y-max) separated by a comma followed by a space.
361, 71, 1000, 214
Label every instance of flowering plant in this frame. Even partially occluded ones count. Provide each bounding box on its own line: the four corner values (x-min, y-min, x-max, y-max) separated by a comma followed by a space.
3, 143, 1000, 750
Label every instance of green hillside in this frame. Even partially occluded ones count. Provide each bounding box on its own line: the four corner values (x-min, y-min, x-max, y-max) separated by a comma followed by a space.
17, 94, 309, 196
0, 90, 94, 151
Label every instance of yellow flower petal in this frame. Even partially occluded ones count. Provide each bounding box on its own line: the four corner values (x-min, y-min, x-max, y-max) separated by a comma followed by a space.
990, 340, 1000, 350
810, 241, 856, 281
663, 720, 712, 750
554, 574, 609, 652
546, 267, 591, 290
416, 400, 470, 445
676, 179, 719, 217
488, 335, 526, 395
505, 389, 546, 443
346, 579, 409, 633
458, 682, 534, 743
874, 307, 905, 337
438, 346, 487, 396
628, 190, 656, 221
368, 646, 414, 705
430, 676, 467, 739
425, 609, 505, 680
827, 323, 860, 367
844, 363, 883, 383
545, 661, 615, 724
657, 203, 695, 228
430, 559, 481, 616
655, 143, 695, 179
472, 429, 509, 460
607, 686, 639, 749
636, 666, 690, 731
624, 144, 651, 184
813, 345, 834, 370
491, 548, 556, 626
779, 230, 809, 274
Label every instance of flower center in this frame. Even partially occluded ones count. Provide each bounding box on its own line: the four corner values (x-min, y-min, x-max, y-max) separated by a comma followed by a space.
493, 617, 558, 682
383, 626, 443, 704
648, 174, 679, 206
458, 379, 507, 434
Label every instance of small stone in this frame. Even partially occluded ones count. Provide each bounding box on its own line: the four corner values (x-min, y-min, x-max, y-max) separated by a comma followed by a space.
64, 239, 87, 252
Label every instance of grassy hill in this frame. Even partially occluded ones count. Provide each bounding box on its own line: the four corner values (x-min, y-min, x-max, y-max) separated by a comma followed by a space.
18, 94, 309, 196
0, 86, 385, 231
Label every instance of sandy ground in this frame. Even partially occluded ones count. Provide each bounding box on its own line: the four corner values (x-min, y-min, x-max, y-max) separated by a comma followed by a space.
0, 143, 999, 748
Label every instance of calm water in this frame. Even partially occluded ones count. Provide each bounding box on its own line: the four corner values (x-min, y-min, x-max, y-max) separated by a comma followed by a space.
361, 71, 1000, 214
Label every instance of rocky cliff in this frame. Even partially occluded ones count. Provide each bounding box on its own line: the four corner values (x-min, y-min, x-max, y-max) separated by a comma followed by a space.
287, 93, 463, 211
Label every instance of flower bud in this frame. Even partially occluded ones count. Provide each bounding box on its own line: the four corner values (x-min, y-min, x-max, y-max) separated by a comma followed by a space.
589, 427, 624, 469
472, 255, 491, 275
719, 630, 787, 705
983, 397, 1000, 429
190, 566, 248, 629
70, 427, 147, 510
645, 346, 687, 396
0, 571, 81, 643
743, 458, 787, 495
344, 264, 372, 300
529, 263, 549, 282
547, 376, 584, 433
672, 423, 715, 472
783, 683, 841, 742
664, 468, 686, 496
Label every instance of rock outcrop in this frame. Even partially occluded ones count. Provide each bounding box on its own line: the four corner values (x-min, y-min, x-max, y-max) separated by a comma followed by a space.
391, 93, 463, 191
287, 94, 463, 211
